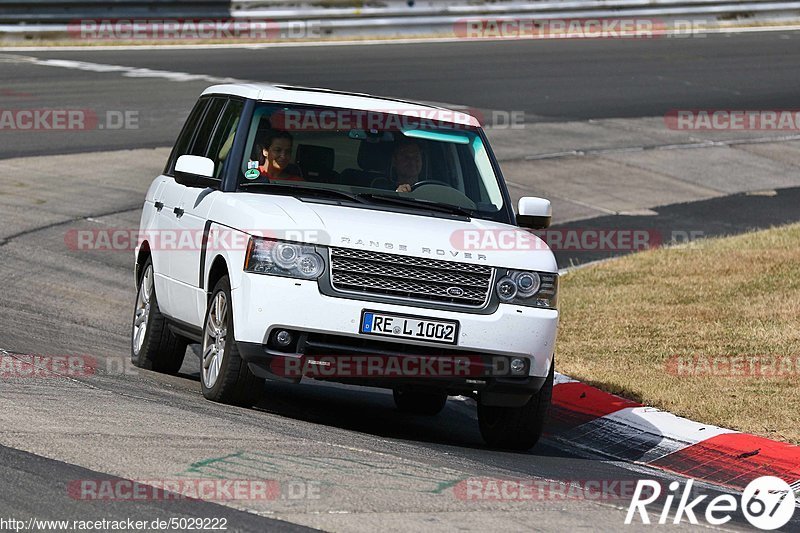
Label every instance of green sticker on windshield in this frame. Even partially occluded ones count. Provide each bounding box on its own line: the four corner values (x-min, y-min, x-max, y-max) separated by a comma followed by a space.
244, 168, 260, 180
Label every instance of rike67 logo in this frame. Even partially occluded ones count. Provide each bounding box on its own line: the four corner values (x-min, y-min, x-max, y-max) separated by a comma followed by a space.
626, 477, 796, 530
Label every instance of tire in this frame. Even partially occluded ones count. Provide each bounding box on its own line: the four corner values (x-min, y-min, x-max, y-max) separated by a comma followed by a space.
131, 258, 187, 374
200, 275, 264, 407
393, 388, 448, 416
477, 363, 554, 450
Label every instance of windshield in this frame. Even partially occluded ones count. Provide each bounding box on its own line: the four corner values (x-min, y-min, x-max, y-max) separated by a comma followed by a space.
237, 103, 509, 221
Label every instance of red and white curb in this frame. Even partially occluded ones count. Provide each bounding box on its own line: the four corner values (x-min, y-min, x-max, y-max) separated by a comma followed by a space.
550, 373, 800, 498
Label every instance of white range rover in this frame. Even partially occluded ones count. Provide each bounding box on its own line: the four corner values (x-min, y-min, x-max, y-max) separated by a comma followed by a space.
131, 83, 559, 449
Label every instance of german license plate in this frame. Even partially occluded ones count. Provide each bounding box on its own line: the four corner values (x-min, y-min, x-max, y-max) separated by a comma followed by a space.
360, 310, 459, 345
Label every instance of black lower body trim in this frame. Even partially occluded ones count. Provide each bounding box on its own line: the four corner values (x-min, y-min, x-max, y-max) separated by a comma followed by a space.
164, 316, 203, 343
237, 332, 548, 400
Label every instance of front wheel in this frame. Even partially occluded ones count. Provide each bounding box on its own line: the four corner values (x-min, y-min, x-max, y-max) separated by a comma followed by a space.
200, 275, 264, 407
477, 363, 554, 450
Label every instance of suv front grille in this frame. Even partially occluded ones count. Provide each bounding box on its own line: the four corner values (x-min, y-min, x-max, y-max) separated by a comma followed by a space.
329, 247, 494, 307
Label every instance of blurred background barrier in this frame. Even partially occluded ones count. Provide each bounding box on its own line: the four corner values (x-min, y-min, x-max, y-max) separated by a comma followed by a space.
2, 0, 800, 40
0, 0, 231, 23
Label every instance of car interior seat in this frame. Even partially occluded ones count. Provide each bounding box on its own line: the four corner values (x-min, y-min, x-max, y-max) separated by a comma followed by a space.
339, 140, 393, 187
295, 144, 337, 183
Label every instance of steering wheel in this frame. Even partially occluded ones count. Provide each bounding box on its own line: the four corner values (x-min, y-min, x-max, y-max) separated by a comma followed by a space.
411, 180, 451, 191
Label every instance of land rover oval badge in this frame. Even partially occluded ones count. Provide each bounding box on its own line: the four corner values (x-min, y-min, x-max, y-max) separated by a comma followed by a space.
447, 287, 465, 297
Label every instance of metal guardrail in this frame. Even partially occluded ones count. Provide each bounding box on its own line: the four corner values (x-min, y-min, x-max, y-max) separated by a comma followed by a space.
229, 0, 800, 20
1, 0, 799, 38
229, 0, 800, 34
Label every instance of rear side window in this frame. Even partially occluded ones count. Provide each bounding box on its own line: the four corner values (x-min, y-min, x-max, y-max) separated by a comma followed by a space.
207, 99, 244, 179
165, 98, 208, 175
189, 98, 226, 157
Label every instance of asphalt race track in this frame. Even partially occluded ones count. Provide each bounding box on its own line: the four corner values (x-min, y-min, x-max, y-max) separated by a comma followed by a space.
1, 31, 800, 157
1, 32, 799, 531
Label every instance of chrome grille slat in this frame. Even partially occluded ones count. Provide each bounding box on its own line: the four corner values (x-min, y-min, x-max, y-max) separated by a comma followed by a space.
329, 247, 493, 307
332, 272, 488, 298
331, 247, 492, 274
332, 258, 490, 288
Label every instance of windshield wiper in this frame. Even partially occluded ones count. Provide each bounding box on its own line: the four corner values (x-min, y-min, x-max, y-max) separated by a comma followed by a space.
239, 182, 367, 204
238, 183, 473, 216
357, 193, 473, 217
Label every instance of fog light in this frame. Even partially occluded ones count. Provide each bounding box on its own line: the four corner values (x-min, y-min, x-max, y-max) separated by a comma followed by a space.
510, 358, 526, 375
274, 330, 293, 347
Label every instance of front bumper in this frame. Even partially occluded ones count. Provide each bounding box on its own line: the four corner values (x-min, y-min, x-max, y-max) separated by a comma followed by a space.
232, 272, 558, 399
238, 337, 550, 405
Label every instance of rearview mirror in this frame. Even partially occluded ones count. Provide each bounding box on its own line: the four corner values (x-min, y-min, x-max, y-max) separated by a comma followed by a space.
348, 129, 395, 142
175, 155, 218, 188
517, 197, 551, 229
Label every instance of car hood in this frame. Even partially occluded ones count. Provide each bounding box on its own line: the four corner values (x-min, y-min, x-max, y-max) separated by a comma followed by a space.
213, 193, 557, 272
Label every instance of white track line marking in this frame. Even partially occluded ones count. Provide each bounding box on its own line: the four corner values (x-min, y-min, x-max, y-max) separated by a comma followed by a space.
0, 52, 477, 115
0, 53, 250, 84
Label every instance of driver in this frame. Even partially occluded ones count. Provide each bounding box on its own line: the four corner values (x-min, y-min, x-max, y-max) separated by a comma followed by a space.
391, 140, 423, 193
256, 130, 303, 182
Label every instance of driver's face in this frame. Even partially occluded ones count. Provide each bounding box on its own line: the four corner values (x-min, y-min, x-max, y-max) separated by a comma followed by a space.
264, 138, 292, 170
393, 143, 422, 183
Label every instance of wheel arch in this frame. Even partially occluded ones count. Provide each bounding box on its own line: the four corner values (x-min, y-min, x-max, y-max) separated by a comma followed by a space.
206, 254, 230, 299
135, 241, 152, 285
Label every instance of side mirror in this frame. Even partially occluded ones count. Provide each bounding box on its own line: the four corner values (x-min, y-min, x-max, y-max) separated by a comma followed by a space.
517, 197, 552, 229
174, 155, 218, 188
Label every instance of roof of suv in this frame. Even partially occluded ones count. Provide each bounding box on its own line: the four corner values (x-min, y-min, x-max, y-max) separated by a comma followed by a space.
201, 83, 481, 127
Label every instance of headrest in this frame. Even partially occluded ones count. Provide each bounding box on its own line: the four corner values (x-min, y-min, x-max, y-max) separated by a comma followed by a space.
295, 144, 335, 176
357, 141, 392, 172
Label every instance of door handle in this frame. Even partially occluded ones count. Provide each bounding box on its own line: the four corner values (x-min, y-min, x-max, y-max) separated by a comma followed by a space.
173, 207, 184, 218
154, 201, 164, 211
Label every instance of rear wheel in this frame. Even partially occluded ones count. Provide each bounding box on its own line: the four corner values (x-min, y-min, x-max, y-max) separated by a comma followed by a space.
130, 258, 187, 374
393, 388, 448, 416
477, 363, 554, 450
200, 275, 264, 407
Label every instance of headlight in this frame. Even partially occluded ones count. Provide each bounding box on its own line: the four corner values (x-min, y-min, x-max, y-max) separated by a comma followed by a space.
244, 237, 325, 280
495, 270, 557, 309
